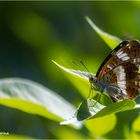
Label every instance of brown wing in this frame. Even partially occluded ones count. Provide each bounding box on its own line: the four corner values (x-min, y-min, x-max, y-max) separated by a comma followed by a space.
104, 62, 139, 99
96, 40, 140, 99
124, 75, 140, 99
96, 40, 140, 80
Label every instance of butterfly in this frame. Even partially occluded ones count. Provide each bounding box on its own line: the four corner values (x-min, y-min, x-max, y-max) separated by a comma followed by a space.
89, 40, 140, 102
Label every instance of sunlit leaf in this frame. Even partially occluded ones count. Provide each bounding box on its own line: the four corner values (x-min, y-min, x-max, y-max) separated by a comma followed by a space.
52, 60, 95, 97
52, 125, 88, 139
86, 16, 122, 49
60, 99, 104, 125
77, 96, 134, 121
135, 103, 140, 109
132, 115, 140, 131
76, 99, 105, 121
63, 99, 116, 137
85, 114, 116, 137
0, 78, 81, 128
91, 99, 135, 119
52, 60, 94, 81
128, 132, 140, 139
62, 99, 135, 126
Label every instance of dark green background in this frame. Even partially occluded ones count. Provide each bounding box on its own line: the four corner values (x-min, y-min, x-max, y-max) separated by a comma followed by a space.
0, 1, 140, 139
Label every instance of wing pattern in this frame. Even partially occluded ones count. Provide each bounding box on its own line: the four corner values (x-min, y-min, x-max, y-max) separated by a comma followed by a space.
96, 40, 140, 100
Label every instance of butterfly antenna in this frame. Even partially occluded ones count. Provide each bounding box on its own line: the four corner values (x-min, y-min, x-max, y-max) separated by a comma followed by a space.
72, 60, 81, 68
80, 60, 93, 79
80, 60, 90, 72
80, 60, 96, 99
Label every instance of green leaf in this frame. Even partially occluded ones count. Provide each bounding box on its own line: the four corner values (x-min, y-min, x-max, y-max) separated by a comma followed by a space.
91, 99, 135, 119
52, 125, 87, 139
61, 99, 106, 125
52, 60, 93, 81
86, 16, 122, 49
52, 61, 135, 122
76, 100, 91, 121
61, 93, 113, 123
76, 99, 105, 121
94, 93, 113, 106
84, 114, 116, 137
132, 115, 140, 132
62, 99, 135, 125
52, 60, 95, 97
0, 78, 81, 128
135, 103, 140, 109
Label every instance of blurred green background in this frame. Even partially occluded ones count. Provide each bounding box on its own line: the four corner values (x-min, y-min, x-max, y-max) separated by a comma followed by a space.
0, 1, 140, 139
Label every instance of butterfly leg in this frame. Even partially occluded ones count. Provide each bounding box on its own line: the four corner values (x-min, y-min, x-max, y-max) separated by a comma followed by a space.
110, 96, 118, 102
87, 85, 92, 99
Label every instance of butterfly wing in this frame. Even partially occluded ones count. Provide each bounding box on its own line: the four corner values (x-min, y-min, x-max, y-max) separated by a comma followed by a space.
96, 40, 140, 100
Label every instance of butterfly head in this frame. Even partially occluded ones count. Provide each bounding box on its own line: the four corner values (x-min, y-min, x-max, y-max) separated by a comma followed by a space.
89, 75, 100, 90
89, 76, 97, 84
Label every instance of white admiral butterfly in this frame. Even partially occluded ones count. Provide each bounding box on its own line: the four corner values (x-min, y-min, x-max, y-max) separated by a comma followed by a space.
89, 40, 140, 102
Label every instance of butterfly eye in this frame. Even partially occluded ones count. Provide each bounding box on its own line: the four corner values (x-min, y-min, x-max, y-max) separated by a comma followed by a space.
89, 77, 97, 83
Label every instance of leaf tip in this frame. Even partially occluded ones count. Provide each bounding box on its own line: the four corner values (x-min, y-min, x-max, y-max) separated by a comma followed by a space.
51, 60, 66, 72
85, 16, 122, 49
60, 117, 82, 129
85, 16, 90, 21
51, 60, 60, 67
51, 59, 56, 64
85, 16, 94, 28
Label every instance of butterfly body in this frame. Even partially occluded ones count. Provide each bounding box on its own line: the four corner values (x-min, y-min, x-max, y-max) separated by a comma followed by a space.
90, 40, 140, 102
90, 76, 127, 102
